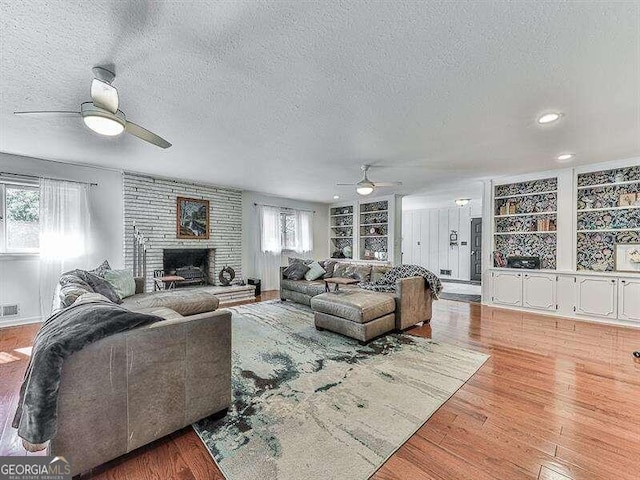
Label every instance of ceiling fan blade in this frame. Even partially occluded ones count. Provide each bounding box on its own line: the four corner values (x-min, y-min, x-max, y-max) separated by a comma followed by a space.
373, 181, 403, 187
336, 183, 357, 186
125, 121, 172, 149
91, 79, 119, 113
14, 110, 79, 116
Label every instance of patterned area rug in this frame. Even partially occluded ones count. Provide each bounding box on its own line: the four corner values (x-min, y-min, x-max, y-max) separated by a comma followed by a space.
193, 300, 488, 480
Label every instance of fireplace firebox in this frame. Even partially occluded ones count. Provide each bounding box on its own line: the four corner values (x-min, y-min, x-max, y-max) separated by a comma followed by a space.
162, 248, 211, 286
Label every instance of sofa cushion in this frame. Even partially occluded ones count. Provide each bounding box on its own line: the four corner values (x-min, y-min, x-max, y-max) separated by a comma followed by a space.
320, 260, 337, 278
310, 291, 395, 323
89, 260, 111, 278
128, 306, 184, 321
280, 279, 309, 295
306, 281, 327, 296
104, 269, 136, 300
58, 274, 93, 308
371, 265, 392, 283
333, 262, 350, 278
345, 264, 372, 282
304, 261, 326, 281
283, 261, 310, 280
121, 289, 219, 316
288, 257, 314, 266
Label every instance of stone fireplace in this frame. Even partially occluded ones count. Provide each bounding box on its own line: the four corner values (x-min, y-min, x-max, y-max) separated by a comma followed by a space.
162, 248, 215, 286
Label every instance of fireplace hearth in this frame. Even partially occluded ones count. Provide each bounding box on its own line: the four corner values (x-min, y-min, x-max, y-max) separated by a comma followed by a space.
163, 248, 213, 286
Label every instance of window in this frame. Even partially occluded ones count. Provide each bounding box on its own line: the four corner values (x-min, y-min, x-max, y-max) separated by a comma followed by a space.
1, 182, 40, 253
280, 212, 297, 251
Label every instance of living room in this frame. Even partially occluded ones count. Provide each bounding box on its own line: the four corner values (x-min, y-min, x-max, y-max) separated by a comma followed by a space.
1, 2, 639, 480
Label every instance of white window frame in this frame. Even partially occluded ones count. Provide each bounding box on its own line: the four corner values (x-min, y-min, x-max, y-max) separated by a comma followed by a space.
280, 211, 297, 253
0, 179, 40, 255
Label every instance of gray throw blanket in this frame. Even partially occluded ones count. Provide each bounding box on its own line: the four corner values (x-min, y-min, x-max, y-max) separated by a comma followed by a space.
358, 265, 443, 299
13, 299, 164, 444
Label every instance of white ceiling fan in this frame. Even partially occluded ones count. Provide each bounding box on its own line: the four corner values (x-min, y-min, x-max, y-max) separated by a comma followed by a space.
14, 66, 171, 149
337, 164, 402, 195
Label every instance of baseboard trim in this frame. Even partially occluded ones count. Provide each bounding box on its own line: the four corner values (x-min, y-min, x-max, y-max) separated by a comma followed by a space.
0, 315, 42, 329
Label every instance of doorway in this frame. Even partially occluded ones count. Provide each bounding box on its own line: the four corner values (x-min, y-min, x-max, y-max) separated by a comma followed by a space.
470, 217, 482, 283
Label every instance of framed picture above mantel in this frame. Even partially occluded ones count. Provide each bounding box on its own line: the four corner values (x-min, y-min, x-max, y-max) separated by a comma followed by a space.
177, 196, 210, 239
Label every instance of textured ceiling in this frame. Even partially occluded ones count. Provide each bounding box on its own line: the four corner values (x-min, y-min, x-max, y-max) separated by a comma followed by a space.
1, 1, 639, 203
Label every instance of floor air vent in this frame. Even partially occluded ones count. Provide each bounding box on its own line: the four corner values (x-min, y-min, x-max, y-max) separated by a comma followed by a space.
2, 304, 19, 317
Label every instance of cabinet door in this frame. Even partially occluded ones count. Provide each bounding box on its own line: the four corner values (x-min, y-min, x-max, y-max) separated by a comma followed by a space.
402, 211, 412, 264
618, 278, 640, 322
522, 273, 556, 311
575, 277, 617, 319
492, 271, 523, 306
556, 275, 576, 317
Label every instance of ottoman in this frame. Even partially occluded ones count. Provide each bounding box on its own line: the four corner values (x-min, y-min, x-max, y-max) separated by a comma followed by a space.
310, 290, 396, 344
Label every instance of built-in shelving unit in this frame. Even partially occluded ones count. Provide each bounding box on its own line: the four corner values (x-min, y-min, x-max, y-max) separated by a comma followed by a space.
493, 177, 558, 269
359, 200, 389, 261
328, 195, 401, 264
329, 204, 354, 259
576, 165, 640, 271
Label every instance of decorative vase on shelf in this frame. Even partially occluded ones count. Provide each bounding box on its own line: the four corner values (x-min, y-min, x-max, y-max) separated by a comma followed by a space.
615, 172, 625, 183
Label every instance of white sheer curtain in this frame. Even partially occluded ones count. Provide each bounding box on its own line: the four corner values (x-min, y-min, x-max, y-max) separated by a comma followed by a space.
39, 179, 91, 317
294, 209, 313, 254
255, 205, 284, 291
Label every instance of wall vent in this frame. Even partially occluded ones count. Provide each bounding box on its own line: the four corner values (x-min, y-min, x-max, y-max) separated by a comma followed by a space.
1, 304, 19, 317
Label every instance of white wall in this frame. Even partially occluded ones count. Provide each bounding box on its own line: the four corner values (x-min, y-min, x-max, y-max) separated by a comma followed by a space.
0, 152, 123, 325
402, 204, 481, 281
242, 191, 329, 282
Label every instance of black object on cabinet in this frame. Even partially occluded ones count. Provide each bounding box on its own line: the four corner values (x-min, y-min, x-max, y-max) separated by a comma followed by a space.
248, 278, 261, 296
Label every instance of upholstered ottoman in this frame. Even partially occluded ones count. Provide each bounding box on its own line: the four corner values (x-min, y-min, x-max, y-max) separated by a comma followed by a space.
310, 291, 396, 344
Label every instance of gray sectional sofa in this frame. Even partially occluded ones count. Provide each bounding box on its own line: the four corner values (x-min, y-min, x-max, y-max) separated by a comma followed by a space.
48, 277, 231, 476
280, 261, 433, 331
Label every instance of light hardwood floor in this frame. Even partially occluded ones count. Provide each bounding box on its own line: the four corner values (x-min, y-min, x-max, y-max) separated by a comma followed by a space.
1, 292, 639, 479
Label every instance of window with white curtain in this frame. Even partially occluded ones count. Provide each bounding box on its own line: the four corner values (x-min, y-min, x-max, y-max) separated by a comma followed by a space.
0, 180, 40, 253
259, 205, 313, 254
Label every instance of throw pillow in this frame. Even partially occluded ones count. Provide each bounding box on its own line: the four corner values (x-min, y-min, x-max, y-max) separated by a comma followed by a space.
320, 260, 337, 278
283, 261, 310, 281
89, 260, 112, 278
288, 257, 314, 266
371, 265, 392, 283
304, 261, 326, 281
332, 262, 350, 278
345, 264, 372, 282
104, 269, 136, 300
69, 269, 122, 304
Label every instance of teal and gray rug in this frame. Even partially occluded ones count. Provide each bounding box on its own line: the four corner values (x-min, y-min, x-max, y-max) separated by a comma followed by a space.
193, 300, 488, 480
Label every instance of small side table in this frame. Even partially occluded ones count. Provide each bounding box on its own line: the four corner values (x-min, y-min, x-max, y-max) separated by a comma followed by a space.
154, 275, 185, 291
324, 277, 359, 292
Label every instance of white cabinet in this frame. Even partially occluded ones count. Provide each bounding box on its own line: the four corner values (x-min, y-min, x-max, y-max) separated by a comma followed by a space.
575, 276, 617, 319
492, 271, 523, 306
522, 272, 556, 311
556, 275, 577, 317
618, 277, 640, 322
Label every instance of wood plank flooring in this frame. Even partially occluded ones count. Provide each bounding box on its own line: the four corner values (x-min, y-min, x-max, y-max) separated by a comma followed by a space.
1, 292, 639, 479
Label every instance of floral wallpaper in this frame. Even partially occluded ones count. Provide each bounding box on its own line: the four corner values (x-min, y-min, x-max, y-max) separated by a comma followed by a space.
577, 183, 640, 210
494, 234, 557, 269
361, 211, 388, 225
331, 206, 353, 216
495, 177, 557, 197
495, 214, 556, 233
577, 230, 640, 271
577, 209, 640, 231
576, 165, 640, 270
331, 238, 353, 258
577, 166, 640, 187
361, 201, 388, 213
495, 193, 557, 216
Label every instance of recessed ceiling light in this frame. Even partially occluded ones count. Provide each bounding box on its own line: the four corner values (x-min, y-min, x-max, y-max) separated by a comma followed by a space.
537, 112, 562, 124
333, 195, 340, 200
556, 153, 575, 163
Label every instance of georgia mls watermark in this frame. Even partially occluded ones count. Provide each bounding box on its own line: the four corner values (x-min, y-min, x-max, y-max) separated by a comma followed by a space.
0, 456, 71, 480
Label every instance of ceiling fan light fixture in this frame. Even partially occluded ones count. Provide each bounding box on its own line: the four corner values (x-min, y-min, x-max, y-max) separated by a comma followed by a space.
356, 183, 374, 196
537, 112, 562, 124
81, 102, 126, 136
455, 198, 470, 207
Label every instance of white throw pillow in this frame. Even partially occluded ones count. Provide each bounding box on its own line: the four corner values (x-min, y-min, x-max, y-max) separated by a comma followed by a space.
304, 261, 326, 281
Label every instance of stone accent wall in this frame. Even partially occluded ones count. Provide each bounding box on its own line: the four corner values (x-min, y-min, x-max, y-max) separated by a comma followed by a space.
123, 172, 242, 291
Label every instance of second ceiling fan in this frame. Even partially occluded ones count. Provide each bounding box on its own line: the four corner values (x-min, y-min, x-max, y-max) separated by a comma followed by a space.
337, 165, 402, 196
